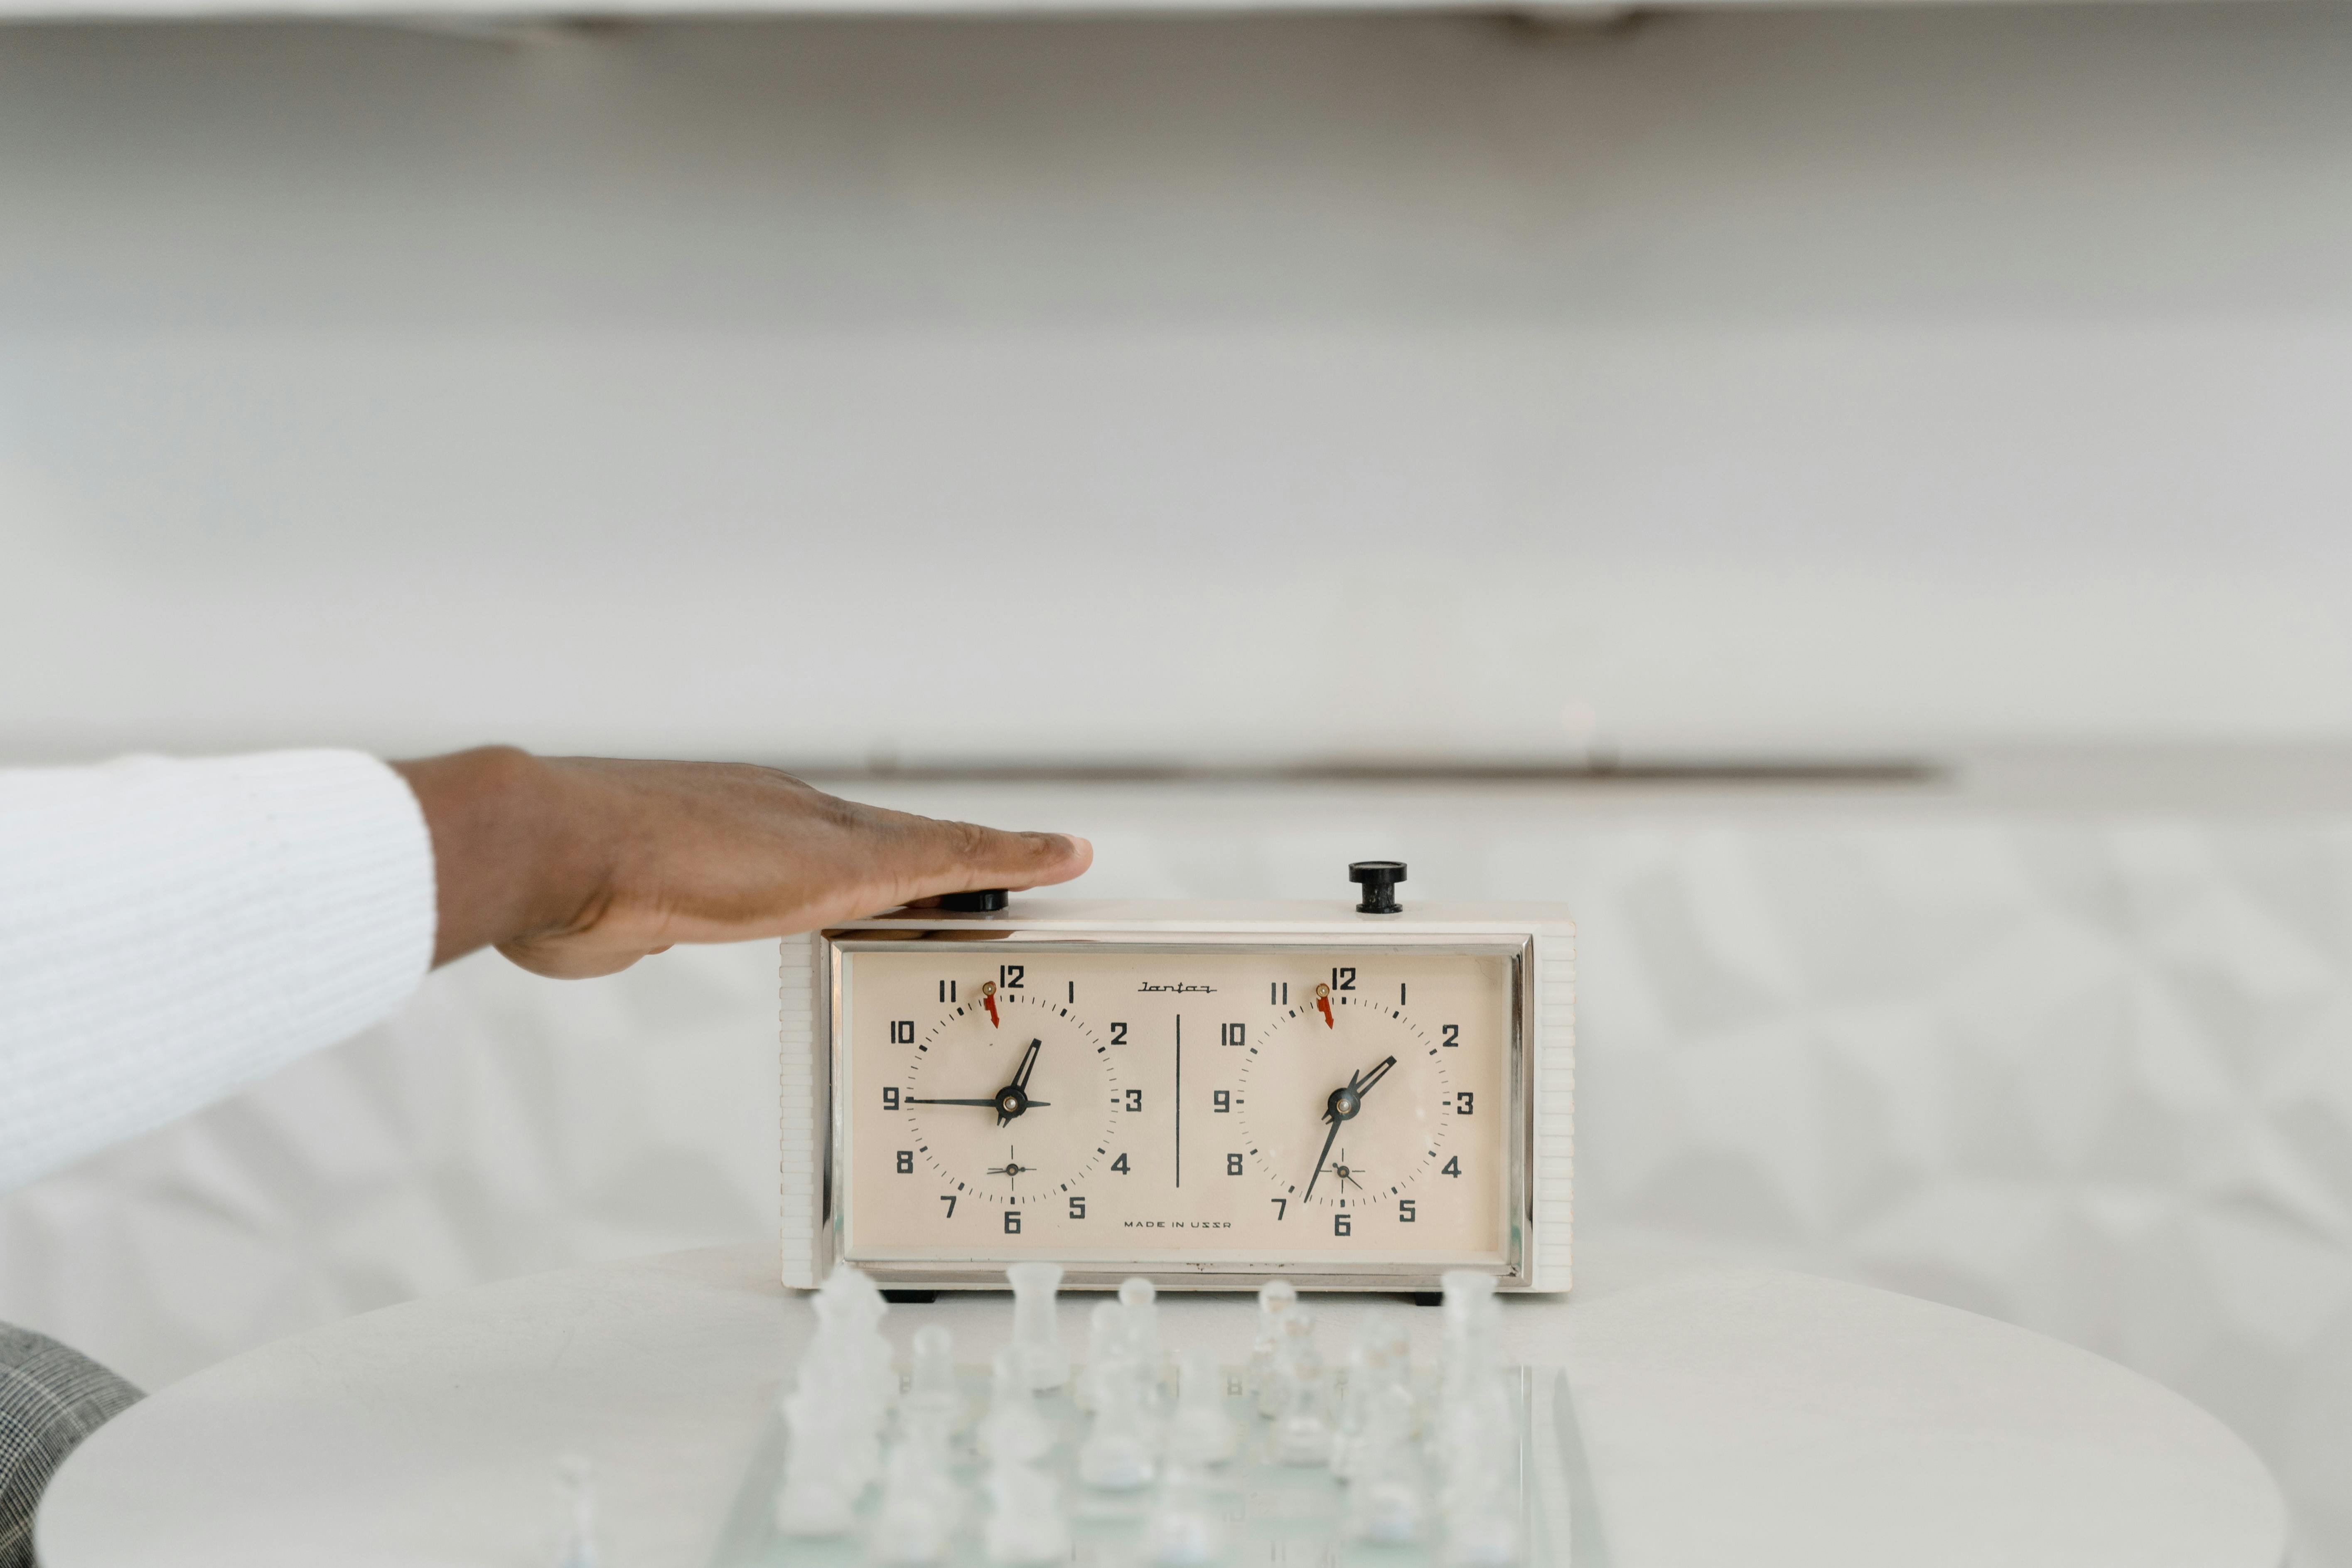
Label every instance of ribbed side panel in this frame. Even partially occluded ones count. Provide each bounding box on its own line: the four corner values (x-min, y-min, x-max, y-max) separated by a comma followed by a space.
777, 934, 821, 1288
1528, 926, 1577, 1293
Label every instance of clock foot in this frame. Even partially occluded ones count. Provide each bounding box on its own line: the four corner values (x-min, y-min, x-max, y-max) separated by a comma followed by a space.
882, 1290, 939, 1304
1408, 1292, 1442, 1307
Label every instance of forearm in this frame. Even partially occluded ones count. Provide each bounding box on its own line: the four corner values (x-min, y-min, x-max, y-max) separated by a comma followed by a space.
0, 752, 433, 1190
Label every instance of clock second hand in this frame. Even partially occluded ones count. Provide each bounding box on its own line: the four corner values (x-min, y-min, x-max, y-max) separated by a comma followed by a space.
1301, 1054, 1396, 1202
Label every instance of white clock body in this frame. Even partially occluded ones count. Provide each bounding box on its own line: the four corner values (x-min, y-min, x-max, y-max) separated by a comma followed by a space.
778, 900, 1573, 1293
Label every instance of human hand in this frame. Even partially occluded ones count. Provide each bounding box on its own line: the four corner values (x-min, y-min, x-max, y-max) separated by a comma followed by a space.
390, 748, 1092, 978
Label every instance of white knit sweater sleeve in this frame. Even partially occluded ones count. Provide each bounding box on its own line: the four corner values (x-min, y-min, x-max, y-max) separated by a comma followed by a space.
0, 751, 436, 1192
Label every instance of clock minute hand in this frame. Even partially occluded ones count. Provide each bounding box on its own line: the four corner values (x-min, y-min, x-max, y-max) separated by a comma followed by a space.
905, 1096, 1054, 1108
1301, 1111, 1345, 1204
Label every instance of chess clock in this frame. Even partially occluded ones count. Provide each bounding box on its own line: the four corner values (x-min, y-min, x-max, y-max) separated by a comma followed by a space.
779, 864, 1573, 1294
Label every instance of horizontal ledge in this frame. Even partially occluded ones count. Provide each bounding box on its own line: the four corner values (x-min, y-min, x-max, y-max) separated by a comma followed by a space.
777, 756, 1946, 786
0, 0, 2212, 20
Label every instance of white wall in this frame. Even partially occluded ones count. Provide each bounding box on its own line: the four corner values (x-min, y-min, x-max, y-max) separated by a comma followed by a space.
7, 3, 2352, 767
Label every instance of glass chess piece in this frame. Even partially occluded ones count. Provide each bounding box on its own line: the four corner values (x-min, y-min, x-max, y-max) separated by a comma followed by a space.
1005, 1262, 1071, 1393
904, 1324, 963, 1433
983, 1457, 1072, 1566
1077, 1300, 1124, 1414
1118, 1276, 1165, 1385
1141, 1458, 1224, 1567
1249, 1279, 1297, 1414
1078, 1338, 1158, 1491
1432, 1270, 1520, 1566
552, 1453, 598, 1568
978, 1345, 1054, 1464
775, 1264, 893, 1536
868, 1428, 963, 1566
1163, 1347, 1239, 1467
1272, 1309, 1332, 1466
1343, 1382, 1426, 1546
1330, 1307, 1413, 1481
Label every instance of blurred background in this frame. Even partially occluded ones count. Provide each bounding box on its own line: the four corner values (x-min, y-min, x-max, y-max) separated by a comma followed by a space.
4, 0, 2352, 1558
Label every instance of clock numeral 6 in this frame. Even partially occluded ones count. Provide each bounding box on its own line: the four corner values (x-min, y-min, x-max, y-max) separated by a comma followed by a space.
1003, 1210, 1021, 1235
896, 1150, 913, 1174
1334, 1212, 1352, 1237
1069, 1195, 1086, 1219
1399, 1199, 1416, 1223
890, 1019, 915, 1045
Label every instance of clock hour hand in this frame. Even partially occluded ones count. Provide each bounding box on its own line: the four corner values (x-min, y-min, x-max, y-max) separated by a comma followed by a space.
1300, 1055, 1397, 1202
1002, 1039, 1042, 1125
904, 1096, 1054, 1109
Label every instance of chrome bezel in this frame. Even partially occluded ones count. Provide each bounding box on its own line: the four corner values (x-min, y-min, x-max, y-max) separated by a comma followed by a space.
811, 927, 1535, 1291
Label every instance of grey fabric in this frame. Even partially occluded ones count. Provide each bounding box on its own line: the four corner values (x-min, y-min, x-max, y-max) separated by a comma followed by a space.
0, 1325, 140, 1568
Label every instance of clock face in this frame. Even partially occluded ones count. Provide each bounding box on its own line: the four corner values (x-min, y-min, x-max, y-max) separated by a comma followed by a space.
834, 944, 1516, 1270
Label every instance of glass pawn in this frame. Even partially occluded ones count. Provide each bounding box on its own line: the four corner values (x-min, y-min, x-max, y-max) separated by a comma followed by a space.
984, 1457, 1072, 1566
552, 1454, 598, 1568
1272, 1309, 1332, 1466
1079, 1340, 1158, 1490
869, 1426, 962, 1566
1118, 1276, 1165, 1386
1142, 1459, 1224, 1566
1344, 1383, 1426, 1545
1164, 1348, 1239, 1467
978, 1345, 1054, 1464
904, 1324, 963, 1433
1249, 1279, 1297, 1412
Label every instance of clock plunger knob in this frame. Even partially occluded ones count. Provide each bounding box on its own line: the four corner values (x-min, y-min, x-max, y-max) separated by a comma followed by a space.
1349, 861, 1406, 915
939, 888, 1010, 912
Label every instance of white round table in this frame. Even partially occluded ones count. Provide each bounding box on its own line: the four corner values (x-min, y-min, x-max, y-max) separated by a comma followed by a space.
38, 1245, 2286, 1568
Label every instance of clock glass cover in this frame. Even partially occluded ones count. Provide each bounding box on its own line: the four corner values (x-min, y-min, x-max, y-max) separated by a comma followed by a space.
835, 945, 1516, 1270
